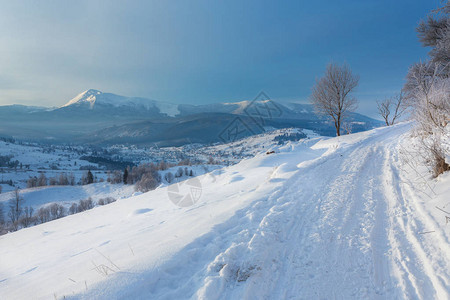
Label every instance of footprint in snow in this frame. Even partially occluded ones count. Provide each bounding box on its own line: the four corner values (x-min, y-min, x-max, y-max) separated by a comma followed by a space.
130, 208, 153, 216
229, 175, 244, 183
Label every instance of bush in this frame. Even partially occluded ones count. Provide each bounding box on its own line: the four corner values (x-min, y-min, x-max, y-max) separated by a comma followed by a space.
49, 203, 66, 219
48, 177, 58, 186
27, 176, 38, 188
37, 173, 47, 186
78, 198, 94, 212
37, 207, 51, 223
164, 172, 174, 183
135, 172, 160, 192
69, 203, 78, 215
107, 170, 123, 184
98, 197, 116, 205
175, 167, 184, 178
58, 173, 69, 185
19, 206, 35, 228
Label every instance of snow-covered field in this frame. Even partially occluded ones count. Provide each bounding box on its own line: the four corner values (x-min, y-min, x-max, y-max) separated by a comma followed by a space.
0, 123, 449, 299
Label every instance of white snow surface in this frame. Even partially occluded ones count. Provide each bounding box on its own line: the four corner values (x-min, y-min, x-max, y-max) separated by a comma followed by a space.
1, 123, 449, 299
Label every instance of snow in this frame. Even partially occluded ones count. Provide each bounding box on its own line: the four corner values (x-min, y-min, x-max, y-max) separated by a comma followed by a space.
0, 123, 449, 299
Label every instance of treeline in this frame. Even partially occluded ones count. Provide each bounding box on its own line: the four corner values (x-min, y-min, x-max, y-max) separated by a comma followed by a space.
0, 155, 20, 169
0, 137, 15, 143
26, 170, 98, 188
107, 160, 196, 192
273, 132, 307, 145
0, 188, 116, 235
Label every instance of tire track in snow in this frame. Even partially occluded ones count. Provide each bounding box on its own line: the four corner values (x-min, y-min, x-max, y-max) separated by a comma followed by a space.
384, 141, 450, 299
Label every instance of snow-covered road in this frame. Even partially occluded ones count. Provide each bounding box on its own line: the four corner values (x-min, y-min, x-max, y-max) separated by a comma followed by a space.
1, 123, 449, 299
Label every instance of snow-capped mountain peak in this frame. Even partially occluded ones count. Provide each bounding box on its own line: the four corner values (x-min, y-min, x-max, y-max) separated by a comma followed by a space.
60, 89, 180, 116
61, 89, 102, 108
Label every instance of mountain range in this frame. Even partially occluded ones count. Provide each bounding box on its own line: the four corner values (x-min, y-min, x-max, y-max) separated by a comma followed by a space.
0, 89, 383, 146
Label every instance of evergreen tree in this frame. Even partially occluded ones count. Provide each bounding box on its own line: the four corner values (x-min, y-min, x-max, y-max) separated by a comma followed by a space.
123, 168, 128, 184
87, 170, 94, 184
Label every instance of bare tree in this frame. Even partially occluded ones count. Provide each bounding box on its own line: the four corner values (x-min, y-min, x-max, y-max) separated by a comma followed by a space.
377, 93, 405, 126
37, 173, 47, 187
311, 63, 359, 136
37, 207, 51, 223
68, 173, 76, 186
49, 203, 66, 219
0, 202, 4, 225
342, 122, 353, 135
20, 206, 34, 228
8, 188, 24, 230
27, 176, 38, 188
58, 173, 69, 185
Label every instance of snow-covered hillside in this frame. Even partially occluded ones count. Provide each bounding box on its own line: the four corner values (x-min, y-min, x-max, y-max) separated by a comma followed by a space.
0, 123, 449, 299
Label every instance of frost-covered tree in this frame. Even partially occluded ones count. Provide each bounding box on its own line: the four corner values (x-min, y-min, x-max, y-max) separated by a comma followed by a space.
108, 170, 122, 184
175, 167, 184, 178
416, 1, 450, 65
164, 172, 174, 183
311, 63, 359, 136
78, 198, 94, 212
135, 172, 160, 192
8, 188, 24, 230
403, 1, 450, 177
405, 62, 449, 131
69, 203, 78, 215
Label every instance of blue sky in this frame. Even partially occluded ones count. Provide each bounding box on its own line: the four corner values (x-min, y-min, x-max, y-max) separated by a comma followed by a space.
0, 0, 440, 117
